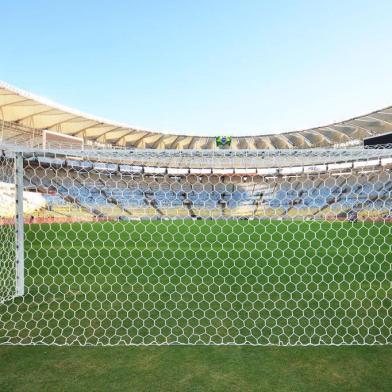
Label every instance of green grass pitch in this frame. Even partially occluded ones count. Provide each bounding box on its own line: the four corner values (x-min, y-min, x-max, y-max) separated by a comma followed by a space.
1, 219, 392, 391
1, 219, 391, 346
1, 345, 392, 391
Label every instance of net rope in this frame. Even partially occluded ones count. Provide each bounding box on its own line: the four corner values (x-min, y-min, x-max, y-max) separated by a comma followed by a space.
0, 147, 391, 345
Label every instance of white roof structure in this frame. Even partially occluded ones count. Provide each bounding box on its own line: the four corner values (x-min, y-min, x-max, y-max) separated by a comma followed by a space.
1, 80, 392, 150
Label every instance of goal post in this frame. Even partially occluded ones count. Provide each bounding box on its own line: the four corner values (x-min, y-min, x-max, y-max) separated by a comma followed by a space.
0, 146, 391, 345
15, 152, 24, 297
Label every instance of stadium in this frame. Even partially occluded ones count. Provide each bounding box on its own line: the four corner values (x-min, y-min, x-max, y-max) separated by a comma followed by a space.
0, 81, 391, 348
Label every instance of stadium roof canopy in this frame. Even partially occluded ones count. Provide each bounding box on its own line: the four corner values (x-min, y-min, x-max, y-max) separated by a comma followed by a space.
1, 80, 392, 150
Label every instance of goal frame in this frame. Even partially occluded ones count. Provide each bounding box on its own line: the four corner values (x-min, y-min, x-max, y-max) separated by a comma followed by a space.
15, 152, 24, 297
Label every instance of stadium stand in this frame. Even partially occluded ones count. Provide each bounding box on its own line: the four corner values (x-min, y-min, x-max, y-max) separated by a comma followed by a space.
2, 80, 392, 150
2, 151, 385, 223
0, 181, 46, 221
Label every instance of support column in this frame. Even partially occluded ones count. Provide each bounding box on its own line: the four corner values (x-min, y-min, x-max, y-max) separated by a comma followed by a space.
15, 153, 24, 297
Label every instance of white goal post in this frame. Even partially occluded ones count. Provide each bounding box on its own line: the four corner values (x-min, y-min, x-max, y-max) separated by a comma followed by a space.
15, 153, 24, 297
0, 146, 391, 346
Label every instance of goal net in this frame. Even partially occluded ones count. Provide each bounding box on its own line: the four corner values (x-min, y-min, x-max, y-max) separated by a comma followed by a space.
0, 146, 391, 345
0, 154, 16, 304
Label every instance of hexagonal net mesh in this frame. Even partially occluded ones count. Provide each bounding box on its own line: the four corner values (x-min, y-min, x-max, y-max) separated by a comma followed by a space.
0, 147, 391, 345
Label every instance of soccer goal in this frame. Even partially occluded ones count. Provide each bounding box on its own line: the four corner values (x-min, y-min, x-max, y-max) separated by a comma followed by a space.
0, 147, 391, 345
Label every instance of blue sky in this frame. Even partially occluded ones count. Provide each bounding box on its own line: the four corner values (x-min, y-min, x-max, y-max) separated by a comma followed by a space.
1, 0, 392, 136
